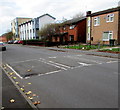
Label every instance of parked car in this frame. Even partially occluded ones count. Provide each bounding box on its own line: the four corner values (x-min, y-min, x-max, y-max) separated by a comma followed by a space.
13, 40, 19, 44
8, 40, 14, 44
18, 40, 23, 44
0, 42, 6, 51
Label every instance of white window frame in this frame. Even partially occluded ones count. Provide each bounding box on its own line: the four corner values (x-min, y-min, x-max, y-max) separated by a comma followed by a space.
94, 17, 100, 26
103, 31, 113, 41
87, 33, 90, 40
69, 25, 75, 29
106, 14, 114, 22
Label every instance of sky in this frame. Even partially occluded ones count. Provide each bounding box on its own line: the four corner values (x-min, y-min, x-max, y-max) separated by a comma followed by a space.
0, 0, 119, 36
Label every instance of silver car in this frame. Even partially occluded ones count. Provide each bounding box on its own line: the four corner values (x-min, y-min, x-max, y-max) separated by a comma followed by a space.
0, 42, 6, 51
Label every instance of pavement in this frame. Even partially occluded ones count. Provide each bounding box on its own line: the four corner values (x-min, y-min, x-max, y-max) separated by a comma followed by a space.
1, 44, 119, 109
20, 44, 119, 59
1, 69, 34, 109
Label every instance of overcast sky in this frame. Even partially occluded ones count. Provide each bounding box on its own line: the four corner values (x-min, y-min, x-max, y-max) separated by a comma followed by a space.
0, 0, 119, 36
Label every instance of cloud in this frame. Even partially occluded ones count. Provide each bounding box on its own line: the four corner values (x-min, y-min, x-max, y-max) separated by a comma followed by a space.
0, 0, 119, 35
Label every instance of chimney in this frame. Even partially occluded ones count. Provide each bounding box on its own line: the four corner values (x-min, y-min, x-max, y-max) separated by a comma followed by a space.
86, 11, 91, 17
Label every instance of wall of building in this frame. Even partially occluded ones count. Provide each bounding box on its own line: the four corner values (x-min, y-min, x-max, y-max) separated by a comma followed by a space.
77, 19, 86, 43
11, 18, 32, 40
39, 15, 55, 30
19, 14, 55, 40
0, 36, 7, 42
86, 17, 91, 43
91, 11, 118, 44
19, 20, 34, 40
59, 19, 86, 43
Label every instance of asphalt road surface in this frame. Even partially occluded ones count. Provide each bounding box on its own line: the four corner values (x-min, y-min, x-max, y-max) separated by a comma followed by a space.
2, 70, 33, 109
2, 44, 119, 109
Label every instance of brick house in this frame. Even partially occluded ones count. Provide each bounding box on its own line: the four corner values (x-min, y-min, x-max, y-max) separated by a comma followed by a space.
86, 6, 120, 45
0, 35, 7, 42
52, 17, 86, 44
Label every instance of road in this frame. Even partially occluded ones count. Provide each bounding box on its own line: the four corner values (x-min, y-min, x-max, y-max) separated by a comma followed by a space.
2, 44, 118, 109
2, 70, 33, 109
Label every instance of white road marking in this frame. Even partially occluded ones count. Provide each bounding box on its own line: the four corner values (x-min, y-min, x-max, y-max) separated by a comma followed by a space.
49, 57, 57, 59
38, 59, 67, 70
49, 61, 71, 68
11, 59, 38, 64
78, 62, 91, 66
106, 61, 118, 63
76, 55, 82, 56
6, 64, 23, 79
74, 57, 103, 64
38, 70, 61, 76
39, 58, 45, 60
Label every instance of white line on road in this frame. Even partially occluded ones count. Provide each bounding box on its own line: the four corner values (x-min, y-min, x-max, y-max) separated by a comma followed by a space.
48, 57, 57, 58
49, 61, 71, 68
11, 59, 38, 64
6, 64, 23, 79
106, 61, 118, 63
38, 70, 62, 76
38, 59, 67, 70
78, 62, 91, 66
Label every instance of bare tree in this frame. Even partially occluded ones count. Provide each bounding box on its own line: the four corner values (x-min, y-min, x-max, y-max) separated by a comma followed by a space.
2, 31, 13, 41
72, 12, 85, 19
38, 23, 61, 42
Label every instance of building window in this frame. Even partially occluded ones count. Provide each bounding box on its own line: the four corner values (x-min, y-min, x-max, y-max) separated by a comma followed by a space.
87, 33, 90, 40
106, 14, 114, 22
63, 27, 66, 30
94, 17, 100, 26
69, 25, 75, 29
70, 35, 74, 42
103, 31, 113, 41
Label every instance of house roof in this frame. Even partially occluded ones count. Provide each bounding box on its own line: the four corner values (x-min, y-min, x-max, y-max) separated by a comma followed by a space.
37, 14, 56, 20
91, 6, 120, 17
64, 16, 86, 25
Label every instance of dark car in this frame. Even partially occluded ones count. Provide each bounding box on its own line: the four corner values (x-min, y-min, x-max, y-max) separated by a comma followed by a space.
0, 42, 6, 51
8, 40, 14, 44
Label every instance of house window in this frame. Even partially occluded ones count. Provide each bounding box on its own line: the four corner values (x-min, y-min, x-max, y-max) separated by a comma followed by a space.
94, 17, 100, 26
106, 14, 114, 22
103, 31, 113, 41
69, 25, 75, 29
63, 27, 66, 30
87, 33, 90, 40
70, 35, 74, 42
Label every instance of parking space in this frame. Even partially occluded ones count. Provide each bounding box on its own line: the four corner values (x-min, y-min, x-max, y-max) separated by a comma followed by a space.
7, 54, 118, 79
9, 60, 60, 78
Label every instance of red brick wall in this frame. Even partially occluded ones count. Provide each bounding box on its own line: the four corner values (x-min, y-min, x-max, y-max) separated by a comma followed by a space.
0, 36, 7, 42
77, 19, 86, 43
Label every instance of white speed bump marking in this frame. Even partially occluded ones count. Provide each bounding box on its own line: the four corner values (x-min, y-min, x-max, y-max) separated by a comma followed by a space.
49, 61, 71, 69
78, 62, 91, 66
49, 57, 57, 58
